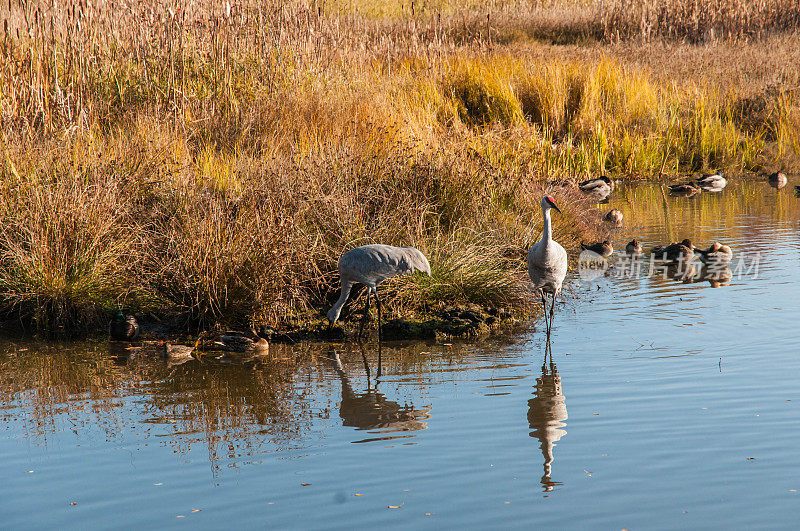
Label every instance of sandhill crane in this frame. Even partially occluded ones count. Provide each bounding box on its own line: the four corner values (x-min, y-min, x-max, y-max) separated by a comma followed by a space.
110, 311, 139, 341
604, 208, 623, 224
578, 176, 613, 201
528, 196, 568, 339
768, 172, 787, 189
694, 241, 733, 265
581, 240, 613, 258
328, 244, 431, 341
667, 183, 701, 196
696, 172, 726, 191
651, 238, 694, 262
626, 239, 642, 256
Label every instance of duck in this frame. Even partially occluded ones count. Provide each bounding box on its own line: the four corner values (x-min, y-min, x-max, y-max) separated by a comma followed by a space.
667, 183, 701, 196
578, 176, 613, 201
651, 238, 694, 262
604, 209, 623, 224
626, 239, 642, 256
580, 240, 613, 258
214, 331, 270, 353
159, 340, 199, 361
695, 172, 726, 191
109, 311, 139, 341
694, 241, 733, 265
768, 172, 787, 189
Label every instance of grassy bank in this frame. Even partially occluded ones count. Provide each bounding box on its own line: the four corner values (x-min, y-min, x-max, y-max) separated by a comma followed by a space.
1, 0, 798, 333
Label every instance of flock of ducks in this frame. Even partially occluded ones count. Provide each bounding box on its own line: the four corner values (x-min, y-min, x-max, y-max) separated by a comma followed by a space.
667, 172, 727, 196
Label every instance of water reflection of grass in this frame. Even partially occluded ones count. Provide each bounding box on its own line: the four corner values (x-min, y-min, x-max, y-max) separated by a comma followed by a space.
0, 340, 515, 471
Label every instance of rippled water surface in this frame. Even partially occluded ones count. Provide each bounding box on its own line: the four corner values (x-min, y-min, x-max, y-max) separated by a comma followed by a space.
3, 178, 800, 529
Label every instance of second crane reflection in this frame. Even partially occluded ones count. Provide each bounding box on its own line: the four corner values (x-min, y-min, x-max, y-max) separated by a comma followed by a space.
329, 346, 431, 444
528, 357, 568, 491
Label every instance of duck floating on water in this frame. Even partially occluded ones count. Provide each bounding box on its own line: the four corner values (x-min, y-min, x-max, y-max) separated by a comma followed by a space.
215, 331, 270, 353
604, 209, 623, 224
768, 172, 787, 189
110, 312, 139, 341
578, 176, 613, 201
695, 172, 726, 191
651, 238, 694, 262
667, 183, 701, 196
626, 239, 642, 256
580, 240, 613, 258
159, 339, 200, 361
694, 241, 733, 265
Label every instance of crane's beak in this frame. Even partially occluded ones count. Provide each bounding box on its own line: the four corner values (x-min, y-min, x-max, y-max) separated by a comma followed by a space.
550, 202, 562, 214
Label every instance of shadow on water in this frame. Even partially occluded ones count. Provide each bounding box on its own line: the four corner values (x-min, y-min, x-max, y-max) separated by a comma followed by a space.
327, 345, 431, 443
528, 347, 568, 492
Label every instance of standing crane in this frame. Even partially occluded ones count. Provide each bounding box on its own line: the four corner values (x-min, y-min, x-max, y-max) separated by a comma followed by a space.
528, 196, 568, 339
327, 244, 431, 341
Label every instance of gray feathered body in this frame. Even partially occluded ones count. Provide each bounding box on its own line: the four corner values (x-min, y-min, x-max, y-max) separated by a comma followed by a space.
338, 244, 430, 289
528, 215, 568, 296
328, 244, 431, 324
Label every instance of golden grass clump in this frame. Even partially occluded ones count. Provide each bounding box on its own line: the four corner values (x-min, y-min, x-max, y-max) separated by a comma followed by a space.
0, 0, 798, 333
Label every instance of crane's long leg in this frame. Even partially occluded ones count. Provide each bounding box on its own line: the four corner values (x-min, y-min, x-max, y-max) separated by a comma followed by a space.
357, 290, 372, 340
541, 292, 551, 338
374, 289, 383, 343
376, 339, 383, 379
548, 292, 556, 337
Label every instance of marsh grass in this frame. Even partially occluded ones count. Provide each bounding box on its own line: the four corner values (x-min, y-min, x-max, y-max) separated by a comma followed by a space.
0, 0, 797, 332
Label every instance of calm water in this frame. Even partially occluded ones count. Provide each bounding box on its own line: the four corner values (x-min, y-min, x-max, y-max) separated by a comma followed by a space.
3, 178, 800, 529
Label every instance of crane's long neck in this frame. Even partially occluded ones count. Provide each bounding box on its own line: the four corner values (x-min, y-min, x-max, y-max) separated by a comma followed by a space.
328, 280, 353, 324
541, 207, 552, 245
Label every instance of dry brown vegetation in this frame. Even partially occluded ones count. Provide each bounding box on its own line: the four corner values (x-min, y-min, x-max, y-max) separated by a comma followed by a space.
0, 0, 798, 333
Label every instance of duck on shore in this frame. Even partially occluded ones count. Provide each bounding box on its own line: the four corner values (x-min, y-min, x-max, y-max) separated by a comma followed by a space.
694, 241, 733, 265
580, 240, 613, 258
696, 172, 726, 191
651, 239, 694, 262
110, 312, 139, 341
667, 183, 701, 196
626, 239, 642, 256
604, 209, 623, 224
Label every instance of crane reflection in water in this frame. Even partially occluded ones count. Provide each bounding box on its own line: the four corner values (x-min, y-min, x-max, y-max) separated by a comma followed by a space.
328, 345, 430, 443
528, 349, 568, 492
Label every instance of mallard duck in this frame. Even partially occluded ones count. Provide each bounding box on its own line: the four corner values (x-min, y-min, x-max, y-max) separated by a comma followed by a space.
580, 240, 613, 258
215, 331, 269, 353
696, 172, 726, 191
604, 209, 623, 224
651, 238, 694, 262
159, 340, 198, 361
578, 176, 613, 201
667, 183, 701, 196
109, 311, 139, 341
626, 239, 642, 255
768, 172, 787, 189
694, 241, 733, 265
